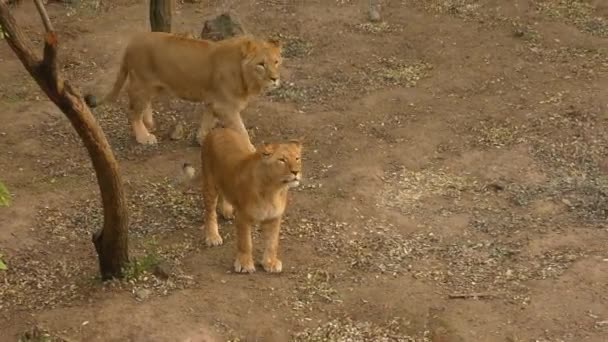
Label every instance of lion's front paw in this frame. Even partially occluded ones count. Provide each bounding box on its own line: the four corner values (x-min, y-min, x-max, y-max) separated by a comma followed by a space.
204, 232, 223, 247
234, 254, 256, 273
136, 133, 158, 145
202, 224, 223, 247
262, 258, 283, 273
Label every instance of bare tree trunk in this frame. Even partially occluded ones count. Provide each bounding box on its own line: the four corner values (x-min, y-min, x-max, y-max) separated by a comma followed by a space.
0, 0, 129, 280
149, 0, 172, 32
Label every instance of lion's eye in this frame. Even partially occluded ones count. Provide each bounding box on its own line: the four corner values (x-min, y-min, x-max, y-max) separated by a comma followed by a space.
296, 157, 300, 161
258, 62, 266, 68
278, 158, 286, 164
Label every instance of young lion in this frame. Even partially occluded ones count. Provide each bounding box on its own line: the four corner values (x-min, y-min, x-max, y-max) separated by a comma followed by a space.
84, 32, 282, 147
199, 127, 302, 273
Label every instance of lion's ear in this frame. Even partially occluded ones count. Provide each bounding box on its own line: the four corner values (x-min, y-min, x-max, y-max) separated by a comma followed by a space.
241, 39, 257, 56
258, 142, 275, 157
268, 38, 282, 49
288, 136, 305, 147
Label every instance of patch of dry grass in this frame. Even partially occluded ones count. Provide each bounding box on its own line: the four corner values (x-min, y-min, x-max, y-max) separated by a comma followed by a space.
371, 57, 433, 87
469, 118, 524, 148
290, 268, 340, 312
353, 22, 403, 34
268, 57, 431, 105
293, 317, 429, 342
271, 33, 314, 58
0, 178, 201, 311
18, 326, 68, 342
535, 0, 608, 37
378, 167, 478, 213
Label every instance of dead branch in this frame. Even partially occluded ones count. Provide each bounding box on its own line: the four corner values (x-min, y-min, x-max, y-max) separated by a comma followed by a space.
0, 0, 130, 280
33, 0, 53, 32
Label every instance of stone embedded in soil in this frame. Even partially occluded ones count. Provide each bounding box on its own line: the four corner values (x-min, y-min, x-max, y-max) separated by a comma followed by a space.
153, 262, 172, 280
169, 121, 184, 140
135, 288, 152, 301
368, 0, 380, 23
200, 12, 247, 41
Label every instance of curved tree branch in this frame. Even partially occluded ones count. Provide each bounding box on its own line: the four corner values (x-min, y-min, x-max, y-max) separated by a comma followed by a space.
0, 0, 130, 280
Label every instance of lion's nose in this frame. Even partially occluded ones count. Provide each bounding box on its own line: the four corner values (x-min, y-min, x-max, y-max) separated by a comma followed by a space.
291, 170, 299, 176
270, 76, 278, 82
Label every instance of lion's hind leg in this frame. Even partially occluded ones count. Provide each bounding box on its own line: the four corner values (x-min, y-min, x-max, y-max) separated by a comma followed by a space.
218, 192, 235, 220
201, 170, 223, 247
127, 77, 157, 145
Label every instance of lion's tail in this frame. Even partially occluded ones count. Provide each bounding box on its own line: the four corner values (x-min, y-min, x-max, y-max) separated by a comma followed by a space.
84, 53, 129, 108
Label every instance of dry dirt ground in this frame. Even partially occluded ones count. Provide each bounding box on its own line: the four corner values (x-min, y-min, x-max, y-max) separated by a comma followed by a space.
1, 0, 608, 341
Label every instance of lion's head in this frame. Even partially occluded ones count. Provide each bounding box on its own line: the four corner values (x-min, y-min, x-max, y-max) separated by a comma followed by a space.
258, 139, 302, 188
241, 38, 283, 91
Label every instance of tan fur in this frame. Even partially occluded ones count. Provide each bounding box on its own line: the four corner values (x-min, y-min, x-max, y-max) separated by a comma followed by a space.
199, 128, 302, 273
85, 32, 282, 146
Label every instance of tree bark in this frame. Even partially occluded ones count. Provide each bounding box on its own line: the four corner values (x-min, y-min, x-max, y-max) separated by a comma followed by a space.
0, 0, 129, 280
149, 0, 172, 32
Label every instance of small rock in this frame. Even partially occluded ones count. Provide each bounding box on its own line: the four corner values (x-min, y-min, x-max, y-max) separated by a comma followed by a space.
487, 182, 505, 192
513, 29, 525, 38
561, 198, 572, 207
135, 288, 152, 301
153, 262, 172, 280
170, 122, 184, 140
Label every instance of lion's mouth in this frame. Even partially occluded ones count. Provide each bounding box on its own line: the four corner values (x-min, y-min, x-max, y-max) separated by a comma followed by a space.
283, 176, 300, 188
285, 180, 300, 188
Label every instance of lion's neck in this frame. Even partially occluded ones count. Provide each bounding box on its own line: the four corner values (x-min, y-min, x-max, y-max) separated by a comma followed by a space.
240, 68, 263, 97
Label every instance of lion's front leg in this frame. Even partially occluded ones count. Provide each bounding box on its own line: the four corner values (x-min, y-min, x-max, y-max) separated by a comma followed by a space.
213, 105, 255, 152
233, 214, 255, 273
196, 109, 218, 146
260, 217, 283, 273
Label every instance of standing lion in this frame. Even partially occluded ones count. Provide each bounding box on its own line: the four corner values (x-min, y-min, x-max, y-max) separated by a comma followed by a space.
84, 32, 282, 147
